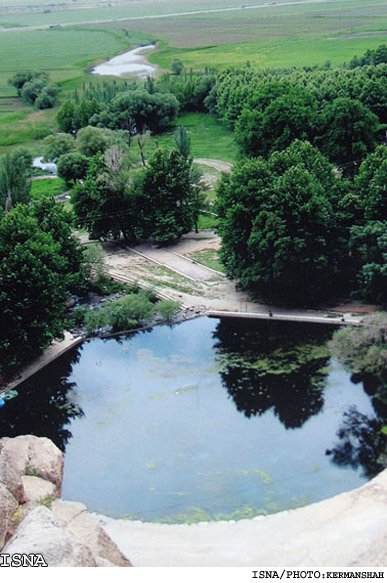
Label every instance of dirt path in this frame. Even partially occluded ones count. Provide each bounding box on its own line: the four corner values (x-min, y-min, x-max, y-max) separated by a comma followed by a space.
194, 158, 233, 173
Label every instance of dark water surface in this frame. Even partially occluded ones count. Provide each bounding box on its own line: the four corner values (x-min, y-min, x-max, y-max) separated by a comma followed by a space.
1, 317, 384, 522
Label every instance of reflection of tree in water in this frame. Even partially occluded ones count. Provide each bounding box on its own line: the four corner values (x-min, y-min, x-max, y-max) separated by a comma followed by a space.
0, 346, 84, 452
327, 406, 387, 478
213, 318, 333, 429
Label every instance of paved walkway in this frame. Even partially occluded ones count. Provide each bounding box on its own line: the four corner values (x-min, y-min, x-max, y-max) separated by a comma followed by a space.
124, 242, 224, 282
4, 332, 83, 391
209, 310, 362, 326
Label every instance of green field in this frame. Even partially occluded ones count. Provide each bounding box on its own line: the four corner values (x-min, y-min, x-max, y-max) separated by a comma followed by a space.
0, 26, 151, 152
2, 0, 387, 155
2, 0, 387, 73
0, 0, 302, 27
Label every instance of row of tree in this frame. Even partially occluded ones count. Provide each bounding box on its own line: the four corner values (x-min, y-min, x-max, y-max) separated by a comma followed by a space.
235, 89, 379, 167
57, 86, 180, 136
208, 46, 387, 306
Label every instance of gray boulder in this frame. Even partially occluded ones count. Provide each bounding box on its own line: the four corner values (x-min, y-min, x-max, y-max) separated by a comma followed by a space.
22, 475, 57, 506
51, 500, 132, 567
0, 483, 18, 547
4, 506, 97, 567
0, 435, 63, 503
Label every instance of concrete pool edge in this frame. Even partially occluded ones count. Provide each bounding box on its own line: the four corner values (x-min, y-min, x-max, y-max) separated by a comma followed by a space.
95, 469, 387, 567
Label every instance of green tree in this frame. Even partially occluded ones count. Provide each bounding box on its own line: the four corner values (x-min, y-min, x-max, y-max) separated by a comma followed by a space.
20, 75, 49, 104
35, 85, 60, 109
235, 86, 317, 157
174, 126, 191, 160
217, 141, 347, 305
93, 89, 179, 134
0, 205, 67, 377
360, 78, 387, 123
8, 71, 38, 95
355, 146, 387, 222
138, 148, 197, 245
57, 151, 89, 186
317, 98, 379, 168
42, 133, 75, 162
75, 98, 101, 130
75, 126, 128, 157
56, 100, 76, 133
72, 149, 138, 241
171, 59, 184, 75
349, 221, 387, 305
0, 149, 31, 211
32, 198, 87, 293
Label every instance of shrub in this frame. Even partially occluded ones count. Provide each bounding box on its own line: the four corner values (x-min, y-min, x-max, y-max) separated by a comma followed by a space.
329, 312, 387, 389
85, 292, 155, 334
156, 299, 181, 322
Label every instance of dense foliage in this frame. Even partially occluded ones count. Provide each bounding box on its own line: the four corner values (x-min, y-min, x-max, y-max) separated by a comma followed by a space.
84, 292, 180, 334
217, 141, 349, 305
72, 145, 199, 245
211, 69, 384, 169
207, 46, 387, 306
0, 202, 86, 378
329, 312, 387, 393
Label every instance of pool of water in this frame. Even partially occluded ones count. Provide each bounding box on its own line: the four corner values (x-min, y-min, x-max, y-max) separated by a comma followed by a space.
1, 317, 385, 523
91, 44, 157, 78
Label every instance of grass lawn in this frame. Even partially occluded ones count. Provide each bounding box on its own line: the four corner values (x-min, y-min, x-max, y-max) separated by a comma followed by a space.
0, 0, 289, 27
151, 34, 387, 71
186, 248, 225, 273
30, 177, 69, 201
144, 113, 237, 163
196, 213, 218, 230
0, 27, 134, 96
0, 107, 57, 154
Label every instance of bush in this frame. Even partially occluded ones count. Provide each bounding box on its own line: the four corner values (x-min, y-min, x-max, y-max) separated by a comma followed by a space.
67, 304, 89, 328
84, 306, 109, 334
42, 133, 75, 162
329, 312, 387, 388
35, 87, 57, 110
85, 292, 155, 334
17, 74, 59, 109
156, 299, 181, 322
